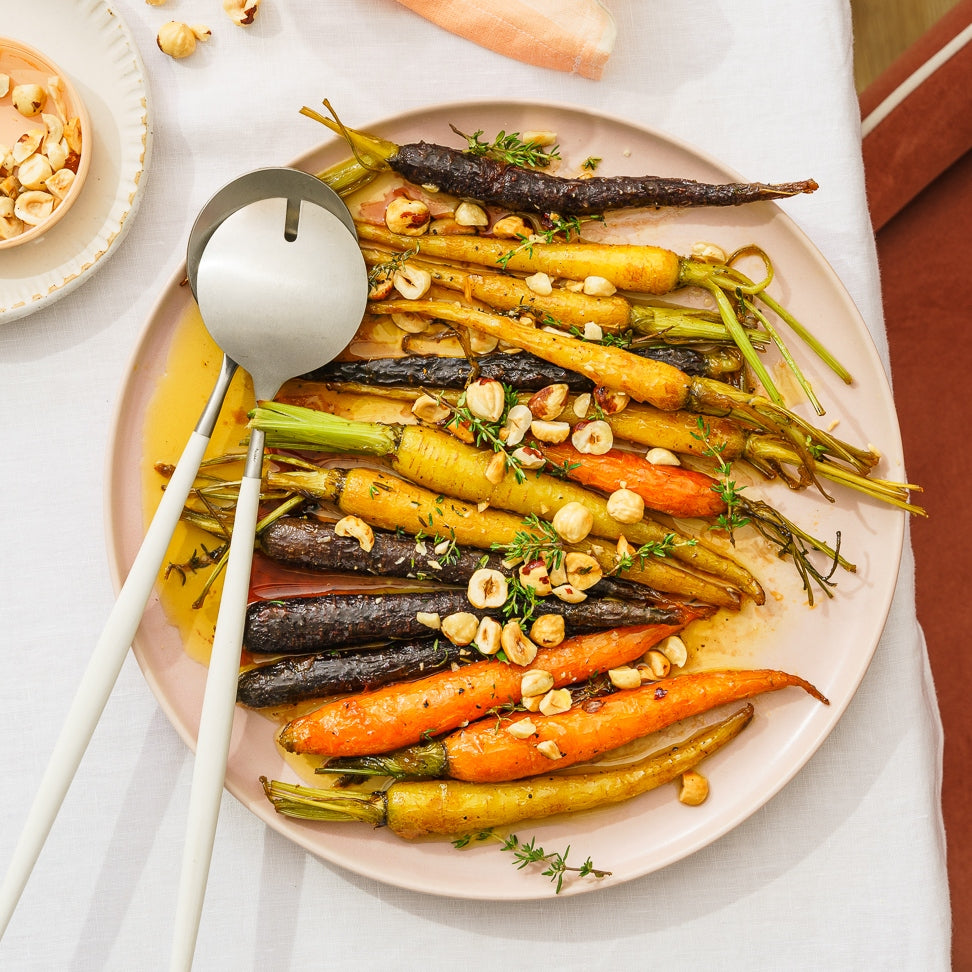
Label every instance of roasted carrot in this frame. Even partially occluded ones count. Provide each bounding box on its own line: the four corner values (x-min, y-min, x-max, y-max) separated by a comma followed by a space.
259, 516, 650, 601
237, 638, 472, 708
357, 225, 850, 413
362, 242, 759, 351
262, 463, 740, 608
357, 227, 683, 303
281, 383, 748, 463
277, 622, 694, 757
373, 296, 691, 411
322, 668, 828, 782
354, 298, 921, 513
538, 440, 726, 519
360, 246, 633, 332
304, 342, 732, 387
252, 404, 764, 602
387, 144, 817, 214
244, 590, 685, 655
305, 106, 817, 215
262, 703, 755, 840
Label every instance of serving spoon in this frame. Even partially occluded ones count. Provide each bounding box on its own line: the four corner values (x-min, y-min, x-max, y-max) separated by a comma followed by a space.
0, 168, 364, 947
169, 176, 368, 970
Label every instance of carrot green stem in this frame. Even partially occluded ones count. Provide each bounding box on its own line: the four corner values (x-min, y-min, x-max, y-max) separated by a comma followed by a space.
627, 303, 769, 345
704, 282, 786, 409
678, 255, 852, 407
251, 400, 400, 456
319, 741, 448, 781
745, 300, 824, 415
260, 777, 386, 826
759, 289, 853, 384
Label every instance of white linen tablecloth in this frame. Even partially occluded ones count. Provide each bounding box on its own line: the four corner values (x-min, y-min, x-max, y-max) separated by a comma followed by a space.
0, 1, 951, 968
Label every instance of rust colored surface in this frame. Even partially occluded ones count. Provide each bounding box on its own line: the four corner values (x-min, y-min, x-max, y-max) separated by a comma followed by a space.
860, 0, 972, 230
877, 151, 972, 966
860, 5, 971, 955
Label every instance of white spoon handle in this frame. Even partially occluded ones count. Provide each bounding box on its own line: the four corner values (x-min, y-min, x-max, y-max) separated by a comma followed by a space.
170, 429, 264, 971
0, 424, 217, 938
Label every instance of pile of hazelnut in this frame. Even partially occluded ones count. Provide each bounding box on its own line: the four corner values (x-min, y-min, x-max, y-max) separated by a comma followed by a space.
0, 74, 82, 241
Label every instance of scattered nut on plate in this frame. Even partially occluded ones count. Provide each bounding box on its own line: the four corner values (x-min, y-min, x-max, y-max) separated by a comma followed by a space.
0, 38, 90, 248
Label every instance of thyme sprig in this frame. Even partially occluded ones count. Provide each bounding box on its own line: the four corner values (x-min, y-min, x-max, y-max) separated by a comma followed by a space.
496, 213, 603, 270
491, 513, 565, 570
367, 245, 418, 290
453, 126, 561, 169
608, 532, 694, 575
163, 542, 227, 585
453, 831, 611, 893
414, 527, 461, 569
427, 385, 526, 484
502, 572, 542, 625
691, 417, 751, 539
691, 419, 854, 604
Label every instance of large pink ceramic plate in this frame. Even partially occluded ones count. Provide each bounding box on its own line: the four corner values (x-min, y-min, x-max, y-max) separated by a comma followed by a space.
105, 101, 904, 899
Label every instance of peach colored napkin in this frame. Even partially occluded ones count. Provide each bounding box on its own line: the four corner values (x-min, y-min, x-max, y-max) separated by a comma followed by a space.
394, 0, 616, 79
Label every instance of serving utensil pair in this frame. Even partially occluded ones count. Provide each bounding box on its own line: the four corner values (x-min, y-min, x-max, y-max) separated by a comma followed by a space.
0, 168, 369, 970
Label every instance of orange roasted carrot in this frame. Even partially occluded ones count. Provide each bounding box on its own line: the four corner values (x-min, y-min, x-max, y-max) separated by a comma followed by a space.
322, 668, 828, 783
277, 619, 698, 757
540, 440, 727, 519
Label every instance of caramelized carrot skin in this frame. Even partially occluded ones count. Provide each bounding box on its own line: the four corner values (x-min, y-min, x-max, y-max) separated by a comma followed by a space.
372, 298, 692, 411
389, 141, 817, 216
278, 621, 693, 756
441, 669, 828, 782
540, 441, 727, 518
383, 704, 755, 839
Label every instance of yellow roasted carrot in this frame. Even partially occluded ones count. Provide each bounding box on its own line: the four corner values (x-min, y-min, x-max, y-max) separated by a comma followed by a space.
357, 221, 684, 296
262, 703, 755, 840
361, 246, 632, 332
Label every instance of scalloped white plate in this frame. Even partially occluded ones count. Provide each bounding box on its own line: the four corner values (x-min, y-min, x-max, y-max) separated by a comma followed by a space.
0, 0, 149, 323
107, 101, 905, 899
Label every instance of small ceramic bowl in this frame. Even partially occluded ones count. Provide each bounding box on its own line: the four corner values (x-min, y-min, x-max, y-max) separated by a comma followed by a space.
0, 37, 92, 249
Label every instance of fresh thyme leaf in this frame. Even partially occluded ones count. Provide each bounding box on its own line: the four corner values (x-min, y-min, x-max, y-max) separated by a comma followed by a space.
367, 246, 418, 289
430, 386, 527, 484
502, 573, 542, 625
691, 416, 750, 539
491, 514, 564, 570
495, 213, 604, 270
450, 831, 611, 892
430, 532, 461, 567
609, 532, 694, 574
599, 329, 635, 349
164, 543, 227, 585
582, 156, 602, 171
545, 457, 582, 481
454, 126, 561, 168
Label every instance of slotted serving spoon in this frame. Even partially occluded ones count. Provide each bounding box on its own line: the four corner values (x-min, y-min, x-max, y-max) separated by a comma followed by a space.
168, 173, 368, 969
0, 168, 365, 952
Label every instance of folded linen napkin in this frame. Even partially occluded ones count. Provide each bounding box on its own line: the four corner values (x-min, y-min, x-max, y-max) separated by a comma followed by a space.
393, 0, 616, 79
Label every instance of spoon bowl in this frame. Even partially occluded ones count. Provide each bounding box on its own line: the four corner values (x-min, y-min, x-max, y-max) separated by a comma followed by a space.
194, 194, 366, 400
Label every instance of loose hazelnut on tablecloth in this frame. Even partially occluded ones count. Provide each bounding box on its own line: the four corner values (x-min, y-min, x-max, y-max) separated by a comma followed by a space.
224, 0, 262, 26
157, 21, 211, 59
